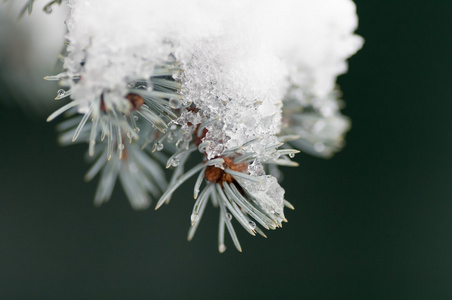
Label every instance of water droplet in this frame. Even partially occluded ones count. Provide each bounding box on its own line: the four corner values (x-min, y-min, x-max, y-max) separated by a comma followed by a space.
118, 144, 125, 150
127, 132, 133, 142
248, 221, 256, 230
44, 5, 52, 13
226, 213, 232, 220
289, 153, 295, 158
57, 89, 65, 97
191, 213, 199, 224
176, 138, 187, 149
169, 98, 181, 109
167, 132, 174, 142
183, 133, 192, 141
133, 116, 139, 121
171, 157, 180, 167
156, 142, 164, 151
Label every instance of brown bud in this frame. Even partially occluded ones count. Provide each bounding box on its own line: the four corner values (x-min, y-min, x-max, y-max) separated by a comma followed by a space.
126, 93, 145, 111
205, 165, 224, 183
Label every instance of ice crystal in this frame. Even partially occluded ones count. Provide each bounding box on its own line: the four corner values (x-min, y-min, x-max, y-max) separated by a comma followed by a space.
236, 175, 286, 225
181, 38, 287, 159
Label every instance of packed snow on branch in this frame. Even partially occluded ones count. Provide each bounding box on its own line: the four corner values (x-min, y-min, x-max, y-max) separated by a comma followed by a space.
45, 0, 363, 251
63, 0, 362, 156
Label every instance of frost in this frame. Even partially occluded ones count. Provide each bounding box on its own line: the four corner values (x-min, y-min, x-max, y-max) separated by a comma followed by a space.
248, 160, 265, 177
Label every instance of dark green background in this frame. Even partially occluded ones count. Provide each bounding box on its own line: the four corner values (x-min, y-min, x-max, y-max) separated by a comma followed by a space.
1, 2, 452, 299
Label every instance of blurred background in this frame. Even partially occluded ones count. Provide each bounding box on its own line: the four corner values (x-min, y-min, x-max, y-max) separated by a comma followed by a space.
1, 1, 452, 299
